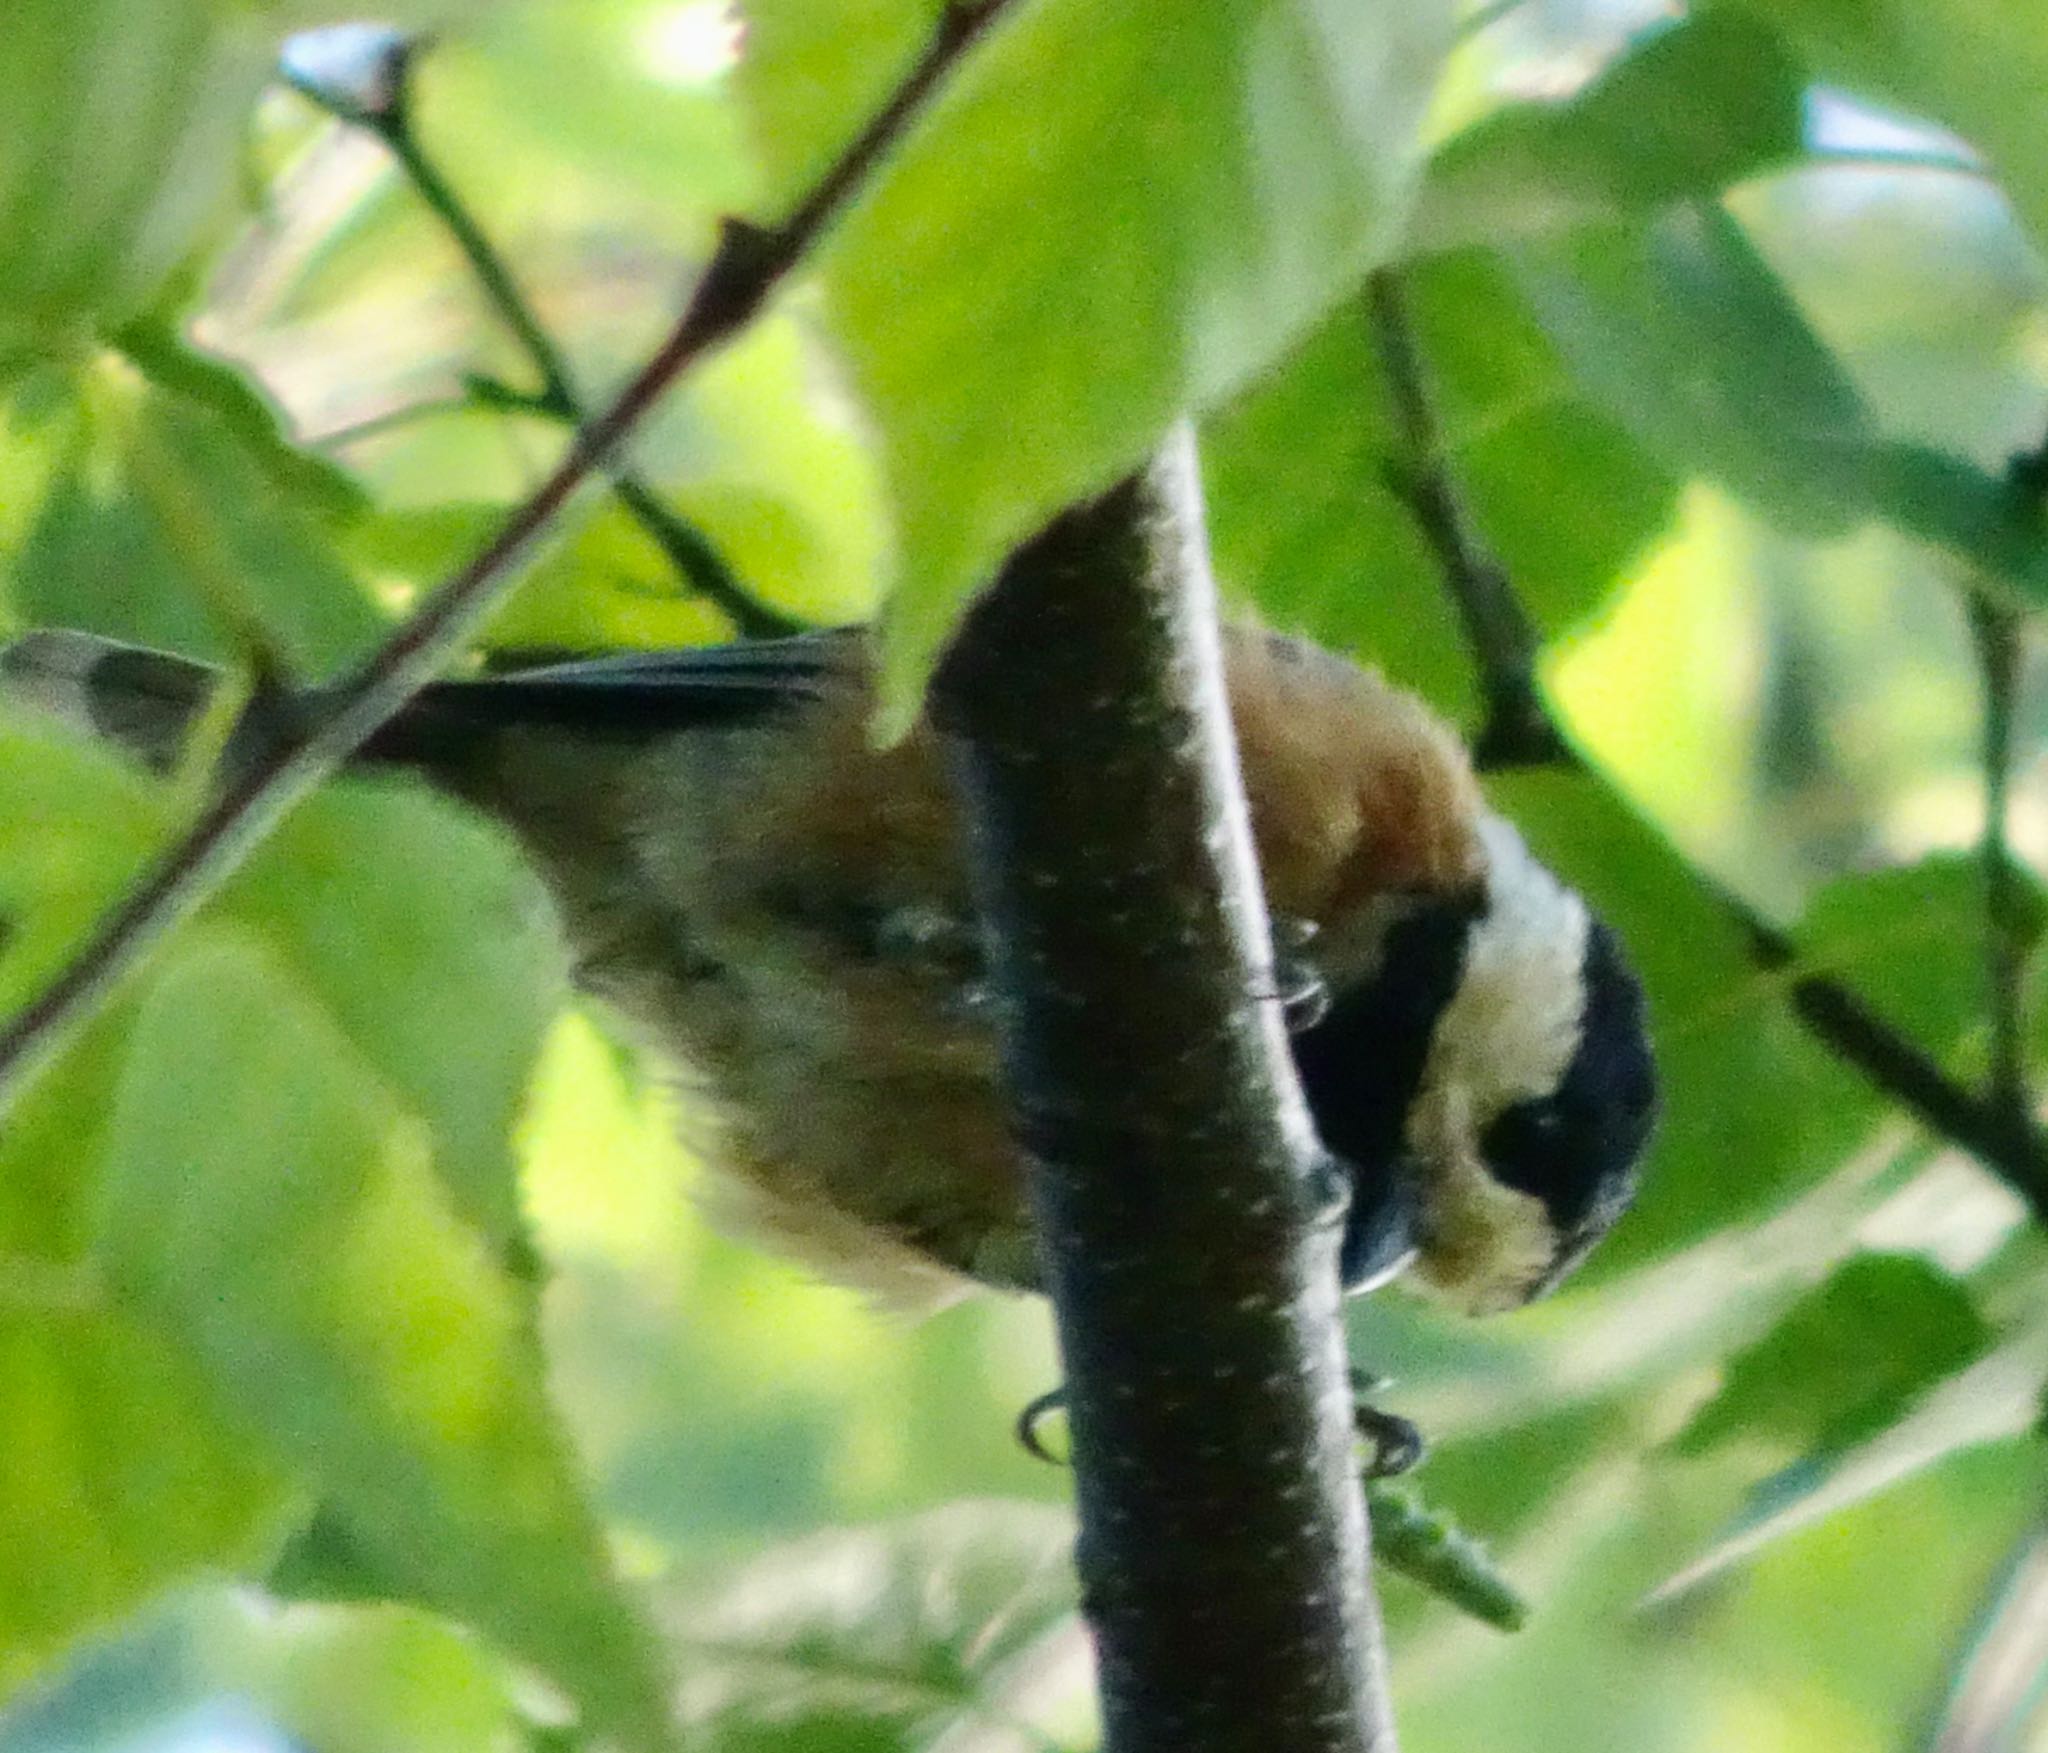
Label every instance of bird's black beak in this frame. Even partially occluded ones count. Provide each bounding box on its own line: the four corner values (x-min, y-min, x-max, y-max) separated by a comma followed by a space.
1337, 1157, 1419, 1295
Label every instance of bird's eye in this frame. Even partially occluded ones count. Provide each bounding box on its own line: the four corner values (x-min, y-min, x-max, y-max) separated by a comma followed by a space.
1478, 1098, 1565, 1176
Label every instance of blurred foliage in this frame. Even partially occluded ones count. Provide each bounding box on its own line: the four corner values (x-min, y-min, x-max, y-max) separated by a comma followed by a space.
4, 1, 2048, 1751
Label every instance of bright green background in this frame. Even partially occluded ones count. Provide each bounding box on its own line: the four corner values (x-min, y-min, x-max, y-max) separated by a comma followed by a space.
6, 0, 2048, 1749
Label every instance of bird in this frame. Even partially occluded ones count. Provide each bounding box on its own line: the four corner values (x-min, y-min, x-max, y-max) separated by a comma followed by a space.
1, 624, 1656, 1315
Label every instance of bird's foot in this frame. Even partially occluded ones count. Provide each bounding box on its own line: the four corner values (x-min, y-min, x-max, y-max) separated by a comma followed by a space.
1350, 1369, 1425, 1479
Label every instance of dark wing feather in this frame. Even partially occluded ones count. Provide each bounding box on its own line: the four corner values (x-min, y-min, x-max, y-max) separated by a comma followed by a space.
367, 631, 862, 754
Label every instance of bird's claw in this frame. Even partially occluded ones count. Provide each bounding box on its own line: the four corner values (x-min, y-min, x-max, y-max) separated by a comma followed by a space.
1274, 958, 1333, 1031
1350, 1368, 1425, 1479
1016, 1386, 1070, 1465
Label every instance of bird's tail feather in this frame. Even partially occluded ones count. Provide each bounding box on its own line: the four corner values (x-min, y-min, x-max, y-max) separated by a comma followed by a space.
1, 627, 836, 772
0, 630, 220, 769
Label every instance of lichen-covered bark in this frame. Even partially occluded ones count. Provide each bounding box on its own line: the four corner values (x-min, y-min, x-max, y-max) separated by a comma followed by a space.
929, 429, 1397, 1753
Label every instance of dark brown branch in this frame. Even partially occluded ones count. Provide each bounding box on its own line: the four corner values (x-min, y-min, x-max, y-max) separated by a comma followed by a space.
1741, 910, 2048, 1217
284, 30, 787, 630
0, 0, 1016, 1112
1968, 590, 2029, 1126
930, 430, 1398, 1753
1364, 270, 1570, 770
365, 88, 801, 640
1365, 266, 2048, 1222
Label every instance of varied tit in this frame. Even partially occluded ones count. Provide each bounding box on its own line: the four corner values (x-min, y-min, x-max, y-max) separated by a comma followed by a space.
2, 626, 1656, 1314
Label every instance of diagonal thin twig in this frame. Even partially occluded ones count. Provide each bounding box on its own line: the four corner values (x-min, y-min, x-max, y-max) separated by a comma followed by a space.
293, 44, 801, 639
1363, 265, 2048, 1222
0, 0, 1016, 1113
1741, 907, 2048, 1216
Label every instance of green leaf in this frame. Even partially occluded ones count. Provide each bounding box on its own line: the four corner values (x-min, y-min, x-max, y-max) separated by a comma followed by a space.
0, 1, 500, 351
1651, 1305, 2048, 1603
94, 931, 675, 1752
1674, 1252, 1994, 1458
1405, 251, 1680, 633
111, 320, 365, 520
1204, 263, 1675, 731
627, 310, 892, 629
1717, 0, 2048, 250
0, 1305, 289, 1705
225, 780, 567, 1251
1495, 205, 2048, 603
760, 0, 1457, 723
1202, 302, 1470, 718
0, 712, 164, 1003
0, 716, 164, 1265
0, 0, 265, 351
734, 0, 945, 208
0, 707, 558, 1262
214, 1599, 526, 1753
1861, 442, 2048, 606
1413, 12, 1808, 255
12, 362, 383, 676
1729, 147, 2047, 466
1508, 205, 1879, 533
1796, 856, 2040, 1068
340, 309, 890, 643
652, 1502, 1081, 1750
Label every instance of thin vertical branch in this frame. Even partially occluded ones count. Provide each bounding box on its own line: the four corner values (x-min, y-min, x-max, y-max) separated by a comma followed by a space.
1364, 270, 1570, 769
931, 430, 1398, 1753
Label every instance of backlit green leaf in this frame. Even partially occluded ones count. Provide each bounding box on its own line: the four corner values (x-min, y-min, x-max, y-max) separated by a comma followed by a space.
0, 0, 491, 352
0, 716, 164, 1265
733, 0, 943, 208
748, 0, 1458, 723
654, 1502, 1081, 1749
1205, 259, 1675, 736
1413, 12, 1807, 254
1796, 857, 2040, 1069
12, 362, 381, 676
95, 932, 675, 1752
1652, 1310, 2048, 1602
1718, 0, 2048, 250
0, 1306, 289, 1705
1675, 1252, 1993, 1458
1509, 205, 1877, 533
224, 780, 567, 1251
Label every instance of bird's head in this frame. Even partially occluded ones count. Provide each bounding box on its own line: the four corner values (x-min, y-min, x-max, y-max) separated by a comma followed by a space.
1295, 817, 1657, 1315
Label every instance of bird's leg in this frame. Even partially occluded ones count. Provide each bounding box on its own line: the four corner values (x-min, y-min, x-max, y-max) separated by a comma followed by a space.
1018, 1374, 1424, 1480
1270, 913, 1332, 1032
1016, 1385, 1070, 1465
1349, 1369, 1425, 1480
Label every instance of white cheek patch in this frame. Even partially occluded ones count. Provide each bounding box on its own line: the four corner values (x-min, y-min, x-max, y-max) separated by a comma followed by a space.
1404, 815, 1593, 1310
1424, 815, 1591, 1122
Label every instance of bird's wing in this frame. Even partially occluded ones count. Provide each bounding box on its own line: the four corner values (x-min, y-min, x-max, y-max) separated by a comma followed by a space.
394, 629, 864, 738
356, 630, 868, 759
